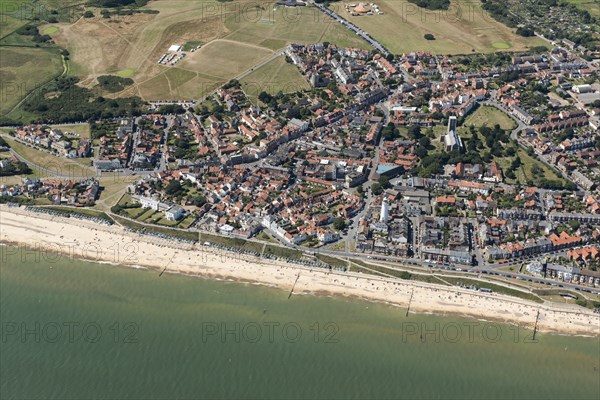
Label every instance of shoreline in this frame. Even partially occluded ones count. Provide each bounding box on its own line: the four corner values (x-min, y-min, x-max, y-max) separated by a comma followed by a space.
1, 205, 599, 336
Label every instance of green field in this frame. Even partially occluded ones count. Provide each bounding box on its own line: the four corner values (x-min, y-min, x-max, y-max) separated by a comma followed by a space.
0, 47, 63, 116
224, 5, 370, 50
179, 40, 273, 79
492, 42, 511, 49
463, 106, 517, 131
41, 26, 59, 35
3, 137, 94, 178
335, 0, 547, 54
240, 55, 310, 101
517, 148, 564, 183
50, 123, 91, 139
563, 0, 600, 19
115, 68, 137, 78
37, 206, 112, 221
183, 41, 202, 51
0, 15, 27, 39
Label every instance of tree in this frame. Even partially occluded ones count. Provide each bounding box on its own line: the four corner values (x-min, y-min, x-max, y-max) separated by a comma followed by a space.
568, 220, 580, 232
190, 195, 206, 207
407, 125, 422, 140
164, 180, 182, 195
424, 34, 436, 41
415, 146, 428, 159
258, 91, 273, 104
371, 182, 383, 195
83, 11, 94, 18
510, 156, 521, 170
333, 218, 347, 231
378, 175, 391, 189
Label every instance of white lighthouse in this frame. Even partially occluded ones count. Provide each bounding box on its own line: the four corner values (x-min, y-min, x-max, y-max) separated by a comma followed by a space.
380, 197, 389, 222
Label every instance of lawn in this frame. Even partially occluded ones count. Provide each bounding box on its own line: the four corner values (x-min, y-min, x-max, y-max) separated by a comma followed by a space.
115, 68, 137, 78
50, 123, 91, 139
463, 106, 516, 131
240, 55, 309, 101
334, 0, 547, 54
37, 206, 112, 221
441, 276, 543, 303
179, 40, 273, 79
224, 4, 370, 50
517, 148, 564, 184
3, 137, 94, 178
41, 26, 59, 35
94, 174, 139, 210
111, 214, 200, 242
0, 47, 63, 116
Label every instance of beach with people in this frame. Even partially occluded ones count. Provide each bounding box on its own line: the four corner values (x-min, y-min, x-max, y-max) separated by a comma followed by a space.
1, 205, 598, 336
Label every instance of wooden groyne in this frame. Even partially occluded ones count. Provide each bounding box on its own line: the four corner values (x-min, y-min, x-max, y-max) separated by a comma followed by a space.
288, 273, 301, 299
406, 288, 414, 317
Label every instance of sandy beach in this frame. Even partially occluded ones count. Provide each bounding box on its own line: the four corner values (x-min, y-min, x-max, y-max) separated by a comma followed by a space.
1, 205, 599, 336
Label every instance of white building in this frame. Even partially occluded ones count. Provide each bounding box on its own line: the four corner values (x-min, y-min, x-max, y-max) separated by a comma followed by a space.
139, 196, 160, 211
165, 205, 185, 221
288, 118, 309, 132
380, 197, 389, 222
443, 116, 463, 151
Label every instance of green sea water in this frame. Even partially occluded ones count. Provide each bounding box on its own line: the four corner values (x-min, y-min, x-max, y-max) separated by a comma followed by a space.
0, 245, 599, 400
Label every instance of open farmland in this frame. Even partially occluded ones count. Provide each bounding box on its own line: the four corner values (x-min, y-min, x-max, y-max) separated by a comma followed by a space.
335, 0, 547, 54
240, 55, 310, 101
0, 47, 63, 116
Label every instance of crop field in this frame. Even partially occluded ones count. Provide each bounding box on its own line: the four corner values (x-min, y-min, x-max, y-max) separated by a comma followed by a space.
335, 0, 547, 54
0, 47, 63, 116
240, 55, 309, 101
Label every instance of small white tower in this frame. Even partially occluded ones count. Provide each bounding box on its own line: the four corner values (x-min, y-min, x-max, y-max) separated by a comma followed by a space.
380, 197, 389, 222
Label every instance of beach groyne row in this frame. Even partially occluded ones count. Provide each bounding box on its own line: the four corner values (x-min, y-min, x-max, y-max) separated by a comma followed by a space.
1, 205, 599, 336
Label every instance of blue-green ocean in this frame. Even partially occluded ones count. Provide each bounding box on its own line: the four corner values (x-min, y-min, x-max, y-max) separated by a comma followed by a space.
1, 245, 598, 399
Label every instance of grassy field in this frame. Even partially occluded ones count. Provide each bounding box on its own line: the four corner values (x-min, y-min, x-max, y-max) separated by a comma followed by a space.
37, 205, 112, 221
0, 47, 63, 116
517, 148, 564, 184
453, 106, 565, 186
563, 0, 600, 19
3, 136, 94, 178
224, 5, 370, 50
463, 106, 517, 131
50, 123, 91, 139
41, 25, 59, 35
334, 0, 547, 54
0, 15, 27, 39
46, 0, 367, 101
441, 276, 544, 303
179, 40, 273, 78
94, 174, 139, 211
240, 55, 309, 101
